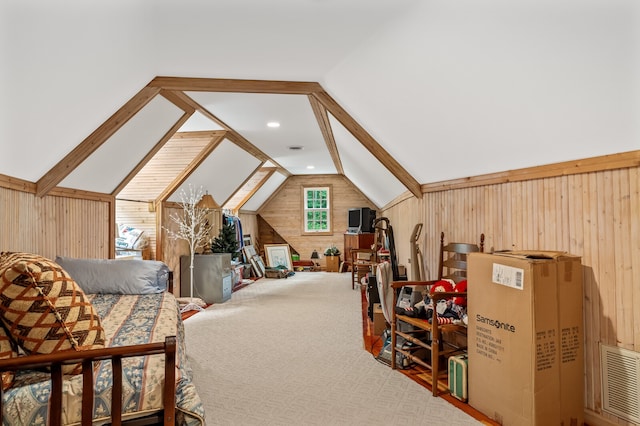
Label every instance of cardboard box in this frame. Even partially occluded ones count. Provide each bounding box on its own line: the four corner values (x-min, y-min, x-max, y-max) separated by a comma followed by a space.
467, 251, 583, 426
372, 303, 386, 336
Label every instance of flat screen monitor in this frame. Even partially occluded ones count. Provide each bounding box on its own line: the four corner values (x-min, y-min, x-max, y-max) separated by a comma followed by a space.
347, 207, 375, 233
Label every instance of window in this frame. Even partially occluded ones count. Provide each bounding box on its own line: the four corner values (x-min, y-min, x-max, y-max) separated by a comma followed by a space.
303, 186, 331, 233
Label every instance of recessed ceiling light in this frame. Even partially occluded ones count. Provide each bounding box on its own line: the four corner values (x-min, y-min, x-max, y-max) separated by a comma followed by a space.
307, 165, 315, 170
267, 121, 280, 128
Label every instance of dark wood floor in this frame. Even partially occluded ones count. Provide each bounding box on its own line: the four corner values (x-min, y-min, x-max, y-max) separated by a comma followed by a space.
359, 288, 499, 426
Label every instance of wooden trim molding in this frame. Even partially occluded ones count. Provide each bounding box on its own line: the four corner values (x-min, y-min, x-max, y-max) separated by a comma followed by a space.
0, 174, 35, 193
0, 174, 114, 203
227, 164, 276, 213
311, 90, 422, 199
35, 86, 161, 198
308, 95, 344, 175
49, 187, 114, 203
159, 89, 196, 113
421, 150, 640, 193
256, 176, 290, 215
155, 131, 226, 204
112, 112, 195, 196
162, 90, 290, 174
380, 190, 416, 212
149, 77, 323, 94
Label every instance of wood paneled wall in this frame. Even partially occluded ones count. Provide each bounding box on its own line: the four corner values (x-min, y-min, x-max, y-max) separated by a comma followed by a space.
378, 193, 424, 278
115, 200, 157, 259
0, 185, 111, 260
238, 211, 258, 245
381, 158, 640, 424
258, 174, 375, 266
3, 150, 638, 423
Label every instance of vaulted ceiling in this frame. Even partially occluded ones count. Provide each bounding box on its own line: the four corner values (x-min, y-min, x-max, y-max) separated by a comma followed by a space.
2, 0, 637, 211
29, 77, 415, 210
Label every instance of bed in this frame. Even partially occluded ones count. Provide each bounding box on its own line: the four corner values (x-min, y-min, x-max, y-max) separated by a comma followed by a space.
0, 253, 205, 425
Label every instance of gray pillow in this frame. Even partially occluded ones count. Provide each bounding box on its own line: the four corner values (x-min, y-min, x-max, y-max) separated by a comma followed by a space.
55, 257, 170, 294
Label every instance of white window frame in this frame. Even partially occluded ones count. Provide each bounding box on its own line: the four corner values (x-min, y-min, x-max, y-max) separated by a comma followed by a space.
302, 186, 332, 234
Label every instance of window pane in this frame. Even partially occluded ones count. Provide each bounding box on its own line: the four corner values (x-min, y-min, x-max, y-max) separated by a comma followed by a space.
303, 187, 330, 233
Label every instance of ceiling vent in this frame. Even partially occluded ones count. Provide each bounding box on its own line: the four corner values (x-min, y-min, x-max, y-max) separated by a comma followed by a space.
288, 145, 304, 151
601, 343, 640, 423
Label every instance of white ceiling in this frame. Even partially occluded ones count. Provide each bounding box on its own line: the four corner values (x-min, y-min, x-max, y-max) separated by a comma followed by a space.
1, 0, 638, 209
185, 92, 336, 175
169, 139, 263, 206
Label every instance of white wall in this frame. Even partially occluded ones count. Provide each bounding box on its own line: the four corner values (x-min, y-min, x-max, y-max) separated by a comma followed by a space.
1, 0, 637, 188
0, 0, 157, 181
325, 0, 640, 183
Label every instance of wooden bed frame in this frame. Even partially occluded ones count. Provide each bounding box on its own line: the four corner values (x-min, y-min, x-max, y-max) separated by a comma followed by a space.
0, 272, 180, 426
0, 336, 177, 426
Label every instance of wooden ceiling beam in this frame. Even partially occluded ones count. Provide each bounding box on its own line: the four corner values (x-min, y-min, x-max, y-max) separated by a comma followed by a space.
111, 112, 198, 196
233, 167, 277, 212
149, 77, 323, 94
159, 89, 196, 113
308, 95, 344, 175
311, 90, 423, 200
164, 90, 291, 177
35, 86, 161, 198
154, 131, 226, 205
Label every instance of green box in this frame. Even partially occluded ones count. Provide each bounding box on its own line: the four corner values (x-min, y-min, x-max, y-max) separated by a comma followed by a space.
449, 354, 468, 402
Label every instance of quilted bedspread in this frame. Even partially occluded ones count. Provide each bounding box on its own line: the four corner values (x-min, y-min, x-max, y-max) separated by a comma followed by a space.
2, 293, 205, 426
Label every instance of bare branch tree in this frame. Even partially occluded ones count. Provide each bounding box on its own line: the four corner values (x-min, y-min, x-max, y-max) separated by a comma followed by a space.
163, 184, 212, 313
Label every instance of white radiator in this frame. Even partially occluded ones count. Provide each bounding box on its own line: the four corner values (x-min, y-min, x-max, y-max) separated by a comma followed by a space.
601, 343, 640, 423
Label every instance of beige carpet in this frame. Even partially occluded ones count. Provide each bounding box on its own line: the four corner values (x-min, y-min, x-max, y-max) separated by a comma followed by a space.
183, 272, 481, 426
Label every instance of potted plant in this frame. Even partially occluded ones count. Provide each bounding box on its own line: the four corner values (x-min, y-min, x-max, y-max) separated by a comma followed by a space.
324, 245, 340, 257
324, 244, 341, 272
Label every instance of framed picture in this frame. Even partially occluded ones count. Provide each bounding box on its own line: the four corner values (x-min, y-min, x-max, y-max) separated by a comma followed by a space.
264, 244, 292, 270
250, 256, 263, 278
243, 234, 252, 247
243, 245, 257, 263
254, 255, 266, 276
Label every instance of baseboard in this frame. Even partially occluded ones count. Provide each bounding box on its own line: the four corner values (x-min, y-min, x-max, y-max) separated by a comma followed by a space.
584, 409, 619, 426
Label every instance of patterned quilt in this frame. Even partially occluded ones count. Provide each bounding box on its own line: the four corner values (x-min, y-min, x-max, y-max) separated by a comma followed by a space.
2, 293, 205, 426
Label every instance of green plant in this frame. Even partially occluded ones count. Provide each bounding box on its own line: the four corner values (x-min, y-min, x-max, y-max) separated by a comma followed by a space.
324, 245, 340, 256
210, 222, 240, 259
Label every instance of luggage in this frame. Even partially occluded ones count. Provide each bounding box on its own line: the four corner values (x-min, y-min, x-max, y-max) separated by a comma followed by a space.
448, 354, 468, 401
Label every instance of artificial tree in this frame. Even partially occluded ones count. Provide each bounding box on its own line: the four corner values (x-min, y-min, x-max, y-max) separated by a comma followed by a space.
210, 221, 240, 260
163, 185, 211, 313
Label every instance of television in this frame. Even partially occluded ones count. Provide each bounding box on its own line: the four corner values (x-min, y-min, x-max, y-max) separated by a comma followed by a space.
347, 207, 376, 234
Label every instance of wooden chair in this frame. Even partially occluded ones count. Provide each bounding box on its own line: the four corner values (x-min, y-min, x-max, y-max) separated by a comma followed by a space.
391, 232, 484, 397
351, 248, 376, 290
439, 232, 484, 283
